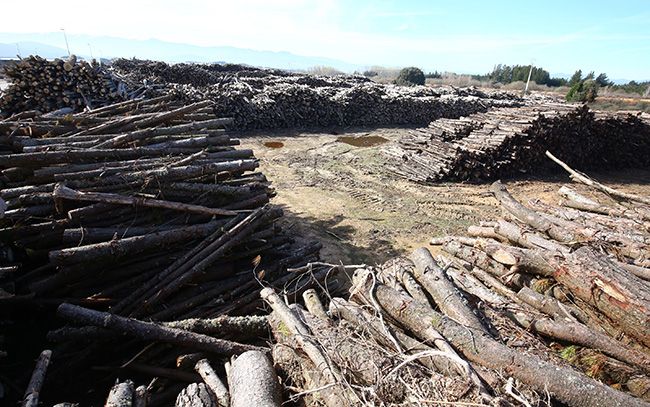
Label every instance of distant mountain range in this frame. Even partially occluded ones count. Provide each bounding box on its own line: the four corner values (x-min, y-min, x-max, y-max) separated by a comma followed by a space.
0, 32, 361, 72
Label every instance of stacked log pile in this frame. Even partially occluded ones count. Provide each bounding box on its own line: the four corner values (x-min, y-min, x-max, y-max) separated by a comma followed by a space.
0, 55, 134, 114
263, 156, 650, 406
384, 104, 650, 183
1, 56, 527, 130
108, 58, 524, 130
0, 95, 329, 405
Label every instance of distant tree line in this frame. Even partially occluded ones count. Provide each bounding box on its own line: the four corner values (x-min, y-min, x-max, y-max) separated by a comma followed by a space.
358, 63, 649, 97
473, 64, 567, 87
610, 80, 650, 95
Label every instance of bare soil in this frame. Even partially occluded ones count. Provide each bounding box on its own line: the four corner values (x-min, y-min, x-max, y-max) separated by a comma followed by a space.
238, 127, 650, 266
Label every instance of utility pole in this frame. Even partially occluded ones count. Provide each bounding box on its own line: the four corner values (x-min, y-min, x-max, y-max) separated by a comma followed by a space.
61, 28, 71, 57
524, 63, 534, 95
87, 43, 94, 60
16, 43, 21, 58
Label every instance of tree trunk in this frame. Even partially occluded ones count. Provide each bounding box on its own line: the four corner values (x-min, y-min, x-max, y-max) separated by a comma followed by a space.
229, 350, 282, 407
352, 272, 648, 407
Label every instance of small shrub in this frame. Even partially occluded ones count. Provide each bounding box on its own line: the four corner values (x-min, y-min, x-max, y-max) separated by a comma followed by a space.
394, 67, 425, 86
566, 79, 598, 103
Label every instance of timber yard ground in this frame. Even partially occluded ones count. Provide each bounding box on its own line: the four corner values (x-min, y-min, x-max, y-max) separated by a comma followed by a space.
238, 126, 650, 265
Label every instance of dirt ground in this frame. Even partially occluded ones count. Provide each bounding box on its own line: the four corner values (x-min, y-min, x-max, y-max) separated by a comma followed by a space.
237, 127, 650, 266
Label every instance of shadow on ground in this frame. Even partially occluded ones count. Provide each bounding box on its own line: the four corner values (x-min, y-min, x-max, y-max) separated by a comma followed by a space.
278, 206, 406, 266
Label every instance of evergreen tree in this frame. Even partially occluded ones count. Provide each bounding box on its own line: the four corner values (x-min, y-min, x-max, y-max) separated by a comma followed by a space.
595, 73, 612, 87
568, 70, 582, 86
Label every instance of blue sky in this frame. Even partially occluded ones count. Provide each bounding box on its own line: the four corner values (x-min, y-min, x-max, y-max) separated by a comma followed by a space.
2, 0, 649, 79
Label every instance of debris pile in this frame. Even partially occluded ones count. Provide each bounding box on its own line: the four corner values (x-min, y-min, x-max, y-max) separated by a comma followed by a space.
262, 156, 650, 406
384, 104, 650, 183
0, 55, 133, 114
0, 95, 328, 404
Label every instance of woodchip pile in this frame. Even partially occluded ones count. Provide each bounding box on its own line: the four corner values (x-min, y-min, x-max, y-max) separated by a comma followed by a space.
384, 103, 650, 183
0, 95, 330, 405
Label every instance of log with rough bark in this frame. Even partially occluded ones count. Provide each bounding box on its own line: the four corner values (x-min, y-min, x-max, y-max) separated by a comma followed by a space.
351, 269, 647, 407
104, 380, 134, 407
57, 303, 264, 355
260, 287, 358, 407
175, 383, 216, 407
410, 247, 486, 331
229, 350, 282, 407
21, 350, 52, 407
194, 359, 230, 407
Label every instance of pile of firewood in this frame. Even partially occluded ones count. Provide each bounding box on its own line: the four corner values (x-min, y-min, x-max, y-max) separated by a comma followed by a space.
260, 155, 649, 407
106, 58, 524, 130
0, 95, 331, 405
384, 104, 650, 183
0, 55, 136, 114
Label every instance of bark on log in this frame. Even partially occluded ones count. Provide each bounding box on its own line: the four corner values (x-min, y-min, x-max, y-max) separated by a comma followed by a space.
547, 151, 650, 206
53, 183, 237, 216
21, 349, 52, 407
175, 383, 216, 407
351, 272, 648, 407
260, 287, 358, 406
57, 303, 263, 355
105, 380, 134, 407
548, 247, 650, 347
194, 359, 230, 407
491, 180, 575, 242
229, 350, 282, 407
508, 309, 650, 373
411, 247, 486, 332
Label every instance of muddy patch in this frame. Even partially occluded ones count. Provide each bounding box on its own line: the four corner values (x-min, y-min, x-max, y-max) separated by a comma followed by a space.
336, 135, 389, 147
263, 141, 285, 149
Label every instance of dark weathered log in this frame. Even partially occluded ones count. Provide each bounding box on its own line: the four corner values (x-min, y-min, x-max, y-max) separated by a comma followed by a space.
48, 220, 225, 266
21, 350, 52, 407
53, 183, 237, 216
57, 303, 263, 355
135, 207, 280, 315
229, 350, 282, 407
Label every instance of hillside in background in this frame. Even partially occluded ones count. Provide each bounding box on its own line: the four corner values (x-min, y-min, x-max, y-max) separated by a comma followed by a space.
0, 32, 359, 72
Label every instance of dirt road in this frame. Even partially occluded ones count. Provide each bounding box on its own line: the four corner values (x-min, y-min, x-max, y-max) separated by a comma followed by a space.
238, 127, 650, 265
